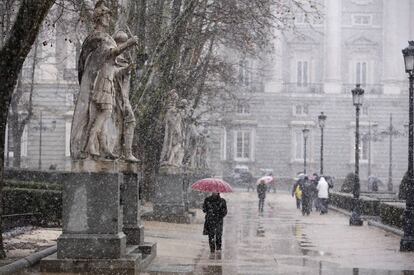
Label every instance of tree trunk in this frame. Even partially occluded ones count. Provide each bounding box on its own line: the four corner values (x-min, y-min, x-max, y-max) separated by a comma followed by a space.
0, 0, 55, 259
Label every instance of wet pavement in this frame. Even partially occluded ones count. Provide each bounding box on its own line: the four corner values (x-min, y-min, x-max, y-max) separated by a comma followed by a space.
22, 190, 414, 274
142, 191, 414, 274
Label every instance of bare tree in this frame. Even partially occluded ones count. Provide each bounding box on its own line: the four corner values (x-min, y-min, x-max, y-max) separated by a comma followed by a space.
120, 0, 321, 199
0, 0, 55, 258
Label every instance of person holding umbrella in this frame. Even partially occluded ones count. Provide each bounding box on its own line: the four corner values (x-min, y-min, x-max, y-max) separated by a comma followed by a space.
191, 178, 232, 257
257, 179, 267, 212
203, 193, 227, 256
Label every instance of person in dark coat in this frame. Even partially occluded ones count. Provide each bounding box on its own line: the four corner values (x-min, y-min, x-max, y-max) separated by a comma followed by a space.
257, 180, 267, 212
301, 176, 317, 216
241, 171, 254, 192
310, 173, 319, 211
203, 193, 227, 254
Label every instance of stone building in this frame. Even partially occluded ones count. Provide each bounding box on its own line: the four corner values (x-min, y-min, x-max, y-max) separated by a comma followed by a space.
4, 0, 413, 191
5, 23, 78, 171
207, 0, 414, 190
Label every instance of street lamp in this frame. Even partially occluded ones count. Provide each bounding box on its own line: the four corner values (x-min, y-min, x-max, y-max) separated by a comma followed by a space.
401, 41, 414, 251
350, 84, 364, 226
318, 112, 327, 175
302, 127, 310, 174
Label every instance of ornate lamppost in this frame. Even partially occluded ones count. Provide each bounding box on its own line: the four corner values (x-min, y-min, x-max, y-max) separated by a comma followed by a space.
303, 127, 310, 174
401, 41, 414, 251
318, 112, 327, 175
350, 84, 364, 226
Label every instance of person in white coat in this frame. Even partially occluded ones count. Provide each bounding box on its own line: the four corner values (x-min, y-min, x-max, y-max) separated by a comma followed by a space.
317, 176, 330, 214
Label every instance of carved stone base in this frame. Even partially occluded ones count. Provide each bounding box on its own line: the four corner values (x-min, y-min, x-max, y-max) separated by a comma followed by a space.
123, 224, 144, 245
41, 245, 155, 275
151, 171, 195, 223
40, 170, 157, 273
72, 159, 140, 173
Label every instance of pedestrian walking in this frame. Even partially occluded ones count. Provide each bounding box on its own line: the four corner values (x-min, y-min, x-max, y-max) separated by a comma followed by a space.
242, 171, 254, 192
257, 179, 267, 212
317, 176, 330, 214
203, 192, 228, 256
310, 173, 319, 211
268, 173, 276, 193
301, 176, 316, 216
292, 174, 304, 209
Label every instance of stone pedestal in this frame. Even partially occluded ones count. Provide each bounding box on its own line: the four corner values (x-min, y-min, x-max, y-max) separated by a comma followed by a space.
41, 162, 156, 274
152, 166, 193, 223
57, 172, 126, 259
122, 172, 144, 245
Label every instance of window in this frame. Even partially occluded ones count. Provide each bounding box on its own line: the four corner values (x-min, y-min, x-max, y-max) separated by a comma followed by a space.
4, 124, 8, 158
238, 59, 250, 86
293, 129, 311, 160
295, 13, 306, 25
65, 120, 71, 157
5, 124, 28, 158
360, 138, 369, 161
362, 106, 369, 116
356, 61, 367, 86
234, 130, 253, 161
294, 130, 304, 160
237, 102, 250, 114
220, 128, 227, 161
352, 14, 372, 26
351, 129, 369, 163
297, 61, 309, 87
20, 125, 28, 157
294, 104, 309, 116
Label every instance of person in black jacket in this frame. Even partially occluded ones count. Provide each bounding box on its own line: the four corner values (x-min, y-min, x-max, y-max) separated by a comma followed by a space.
203, 193, 227, 255
257, 180, 267, 212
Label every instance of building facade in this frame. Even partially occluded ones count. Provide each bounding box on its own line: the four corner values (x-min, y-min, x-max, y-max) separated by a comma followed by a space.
5, 22, 78, 171
207, 0, 414, 189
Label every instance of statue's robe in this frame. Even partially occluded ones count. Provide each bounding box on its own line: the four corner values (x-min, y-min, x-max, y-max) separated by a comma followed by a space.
112, 55, 135, 156
70, 31, 118, 159
160, 104, 185, 166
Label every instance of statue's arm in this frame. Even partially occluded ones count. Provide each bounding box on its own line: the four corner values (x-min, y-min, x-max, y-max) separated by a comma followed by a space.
110, 36, 138, 58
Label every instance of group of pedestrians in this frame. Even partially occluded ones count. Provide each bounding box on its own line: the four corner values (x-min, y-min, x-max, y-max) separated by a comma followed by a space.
292, 173, 332, 216
200, 172, 332, 258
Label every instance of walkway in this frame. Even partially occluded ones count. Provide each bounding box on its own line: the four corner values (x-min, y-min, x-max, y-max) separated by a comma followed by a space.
145, 191, 414, 275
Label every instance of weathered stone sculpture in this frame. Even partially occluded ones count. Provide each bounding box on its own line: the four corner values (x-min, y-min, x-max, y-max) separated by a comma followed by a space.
194, 125, 209, 169
70, 1, 138, 161
160, 90, 186, 167
41, 3, 157, 274
113, 31, 139, 163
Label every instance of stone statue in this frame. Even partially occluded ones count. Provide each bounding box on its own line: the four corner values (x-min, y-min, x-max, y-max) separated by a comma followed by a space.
182, 105, 197, 168
113, 31, 139, 163
70, 1, 138, 160
194, 126, 209, 169
160, 90, 186, 167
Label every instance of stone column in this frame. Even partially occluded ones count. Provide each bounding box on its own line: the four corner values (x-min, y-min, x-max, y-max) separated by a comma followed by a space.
323, 0, 342, 94
265, 30, 284, 93
383, 0, 410, 95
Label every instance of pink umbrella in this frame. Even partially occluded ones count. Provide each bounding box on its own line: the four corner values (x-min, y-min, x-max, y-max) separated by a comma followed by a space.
256, 176, 275, 185
191, 178, 233, 193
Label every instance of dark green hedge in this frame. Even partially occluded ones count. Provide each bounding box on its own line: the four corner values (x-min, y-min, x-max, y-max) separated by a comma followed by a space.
330, 191, 380, 216
3, 187, 62, 226
380, 202, 405, 229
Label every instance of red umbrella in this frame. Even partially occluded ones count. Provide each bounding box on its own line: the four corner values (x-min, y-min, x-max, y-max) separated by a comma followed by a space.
191, 178, 233, 193
256, 176, 275, 185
